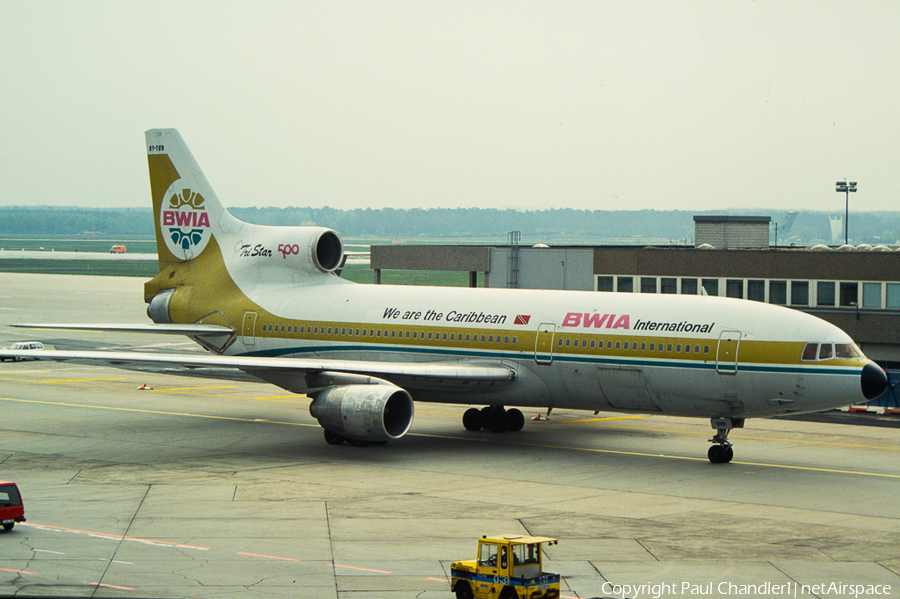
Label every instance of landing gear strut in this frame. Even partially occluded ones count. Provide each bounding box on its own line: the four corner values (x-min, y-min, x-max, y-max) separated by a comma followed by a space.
707, 417, 743, 463
462, 406, 525, 433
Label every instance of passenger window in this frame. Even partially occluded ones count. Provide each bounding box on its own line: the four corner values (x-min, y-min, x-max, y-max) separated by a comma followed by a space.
818, 343, 833, 360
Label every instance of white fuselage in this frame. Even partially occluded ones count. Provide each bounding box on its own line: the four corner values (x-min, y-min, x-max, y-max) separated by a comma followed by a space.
221, 276, 869, 419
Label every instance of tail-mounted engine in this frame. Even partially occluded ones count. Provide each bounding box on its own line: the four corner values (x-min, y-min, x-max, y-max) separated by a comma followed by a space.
308, 384, 414, 443
228, 226, 344, 278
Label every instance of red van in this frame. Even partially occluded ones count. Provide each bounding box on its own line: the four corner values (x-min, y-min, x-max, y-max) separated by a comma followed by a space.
0, 482, 25, 531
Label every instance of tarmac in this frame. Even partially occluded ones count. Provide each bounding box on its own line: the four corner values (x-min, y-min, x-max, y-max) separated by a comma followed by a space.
1, 273, 899, 599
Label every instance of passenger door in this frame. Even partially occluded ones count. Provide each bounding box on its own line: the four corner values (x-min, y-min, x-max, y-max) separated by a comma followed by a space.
534, 323, 556, 365
241, 312, 257, 347
716, 330, 741, 374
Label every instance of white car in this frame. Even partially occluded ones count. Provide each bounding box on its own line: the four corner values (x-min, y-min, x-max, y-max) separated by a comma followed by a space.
1, 341, 44, 361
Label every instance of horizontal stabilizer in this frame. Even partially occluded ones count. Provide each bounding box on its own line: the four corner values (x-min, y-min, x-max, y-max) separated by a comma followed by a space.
11, 323, 234, 337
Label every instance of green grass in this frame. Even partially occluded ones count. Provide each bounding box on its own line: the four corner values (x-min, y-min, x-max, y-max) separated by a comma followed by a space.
0, 237, 483, 286
0, 259, 160, 278
0, 256, 475, 286
0, 238, 157, 254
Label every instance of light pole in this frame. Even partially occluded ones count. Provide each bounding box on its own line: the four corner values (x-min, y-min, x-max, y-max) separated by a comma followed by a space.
836, 181, 857, 244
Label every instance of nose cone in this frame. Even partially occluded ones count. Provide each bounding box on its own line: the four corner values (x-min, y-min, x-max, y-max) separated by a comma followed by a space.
861, 363, 889, 400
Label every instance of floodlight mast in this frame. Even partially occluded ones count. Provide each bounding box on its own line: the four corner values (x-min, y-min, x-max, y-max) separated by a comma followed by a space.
836, 180, 857, 244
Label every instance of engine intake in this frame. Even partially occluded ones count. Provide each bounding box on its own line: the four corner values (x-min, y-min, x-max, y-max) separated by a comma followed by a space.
308, 384, 414, 442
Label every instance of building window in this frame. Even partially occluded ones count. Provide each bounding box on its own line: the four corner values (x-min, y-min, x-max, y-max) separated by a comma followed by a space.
661, 278, 677, 294
748, 280, 765, 302
817, 281, 836, 306
839, 282, 859, 307
597, 276, 614, 292
726, 279, 743, 299
791, 281, 809, 306
702, 279, 719, 296
887, 283, 900, 308
769, 280, 787, 305
681, 278, 698, 295
617, 277, 634, 293
641, 277, 657, 293
863, 283, 882, 308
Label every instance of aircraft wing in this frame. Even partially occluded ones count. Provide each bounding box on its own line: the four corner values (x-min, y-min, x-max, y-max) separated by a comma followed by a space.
0, 348, 517, 395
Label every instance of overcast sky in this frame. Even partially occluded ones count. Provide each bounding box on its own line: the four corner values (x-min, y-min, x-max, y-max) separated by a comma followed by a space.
2, 1, 898, 213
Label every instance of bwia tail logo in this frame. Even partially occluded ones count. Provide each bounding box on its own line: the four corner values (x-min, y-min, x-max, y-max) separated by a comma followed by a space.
162, 187, 212, 255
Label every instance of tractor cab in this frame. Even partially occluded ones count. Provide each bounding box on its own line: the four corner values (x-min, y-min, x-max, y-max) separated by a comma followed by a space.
451, 535, 559, 599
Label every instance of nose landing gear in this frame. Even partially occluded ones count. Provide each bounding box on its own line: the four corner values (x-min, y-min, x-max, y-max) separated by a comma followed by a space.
708, 417, 743, 463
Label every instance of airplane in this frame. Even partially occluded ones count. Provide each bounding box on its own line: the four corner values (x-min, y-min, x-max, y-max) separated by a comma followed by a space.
0, 129, 888, 463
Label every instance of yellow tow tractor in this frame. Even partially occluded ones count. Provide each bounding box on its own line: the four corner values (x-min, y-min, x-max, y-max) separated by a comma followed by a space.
450, 535, 560, 599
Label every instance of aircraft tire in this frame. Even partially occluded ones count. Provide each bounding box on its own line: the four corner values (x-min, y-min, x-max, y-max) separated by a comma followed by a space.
486, 408, 507, 433
323, 430, 345, 445
506, 408, 525, 432
462, 408, 483, 431
708, 444, 731, 463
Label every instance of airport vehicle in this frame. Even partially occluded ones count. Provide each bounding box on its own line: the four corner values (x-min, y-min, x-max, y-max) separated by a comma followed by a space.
0, 482, 25, 531
450, 535, 560, 599
109, 244, 127, 253
0, 129, 888, 463
0, 341, 43, 361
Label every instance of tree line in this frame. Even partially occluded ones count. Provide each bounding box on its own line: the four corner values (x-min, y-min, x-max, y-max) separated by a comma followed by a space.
0, 205, 898, 245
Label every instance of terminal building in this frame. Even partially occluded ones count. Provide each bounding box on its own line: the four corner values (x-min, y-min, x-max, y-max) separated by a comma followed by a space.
370, 216, 900, 406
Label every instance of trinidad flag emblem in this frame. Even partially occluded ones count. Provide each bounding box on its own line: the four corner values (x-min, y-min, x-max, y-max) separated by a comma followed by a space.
514, 315, 531, 325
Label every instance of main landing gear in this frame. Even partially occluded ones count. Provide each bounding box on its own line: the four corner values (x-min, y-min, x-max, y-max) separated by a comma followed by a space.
708, 417, 743, 463
462, 406, 525, 433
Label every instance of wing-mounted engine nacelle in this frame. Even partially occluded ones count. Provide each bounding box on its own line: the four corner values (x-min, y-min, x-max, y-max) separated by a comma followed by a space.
308, 384, 414, 442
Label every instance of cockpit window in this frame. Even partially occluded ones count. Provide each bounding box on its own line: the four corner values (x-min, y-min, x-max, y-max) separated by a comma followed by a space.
801, 343, 818, 361
802, 342, 862, 361
835, 343, 861, 358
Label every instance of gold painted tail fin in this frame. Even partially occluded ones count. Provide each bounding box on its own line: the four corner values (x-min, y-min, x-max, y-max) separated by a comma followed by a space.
146, 129, 239, 265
